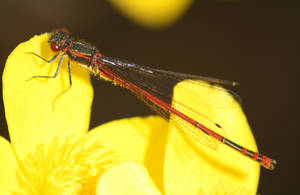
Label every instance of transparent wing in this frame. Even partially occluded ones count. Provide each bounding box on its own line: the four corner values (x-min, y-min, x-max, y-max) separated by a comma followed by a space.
101, 56, 241, 106
99, 56, 238, 150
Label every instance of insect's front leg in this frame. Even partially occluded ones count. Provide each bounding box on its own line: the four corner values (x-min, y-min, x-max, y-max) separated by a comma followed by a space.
26, 53, 65, 81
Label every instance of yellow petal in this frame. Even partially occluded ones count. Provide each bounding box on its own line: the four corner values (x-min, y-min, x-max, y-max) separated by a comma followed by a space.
164, 81, 260, 195
97, 162, 162, 195
2, 33, 93, 159
108, 0, 194, 29
0, 137, 18, 194
87, 116, 168, 192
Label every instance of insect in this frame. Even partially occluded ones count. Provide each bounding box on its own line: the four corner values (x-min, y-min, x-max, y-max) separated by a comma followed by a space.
27, 28, 276, 170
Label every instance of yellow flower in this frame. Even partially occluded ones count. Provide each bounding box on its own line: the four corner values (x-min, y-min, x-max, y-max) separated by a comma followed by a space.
1, 33, 259, 194
108, 0, 194, 29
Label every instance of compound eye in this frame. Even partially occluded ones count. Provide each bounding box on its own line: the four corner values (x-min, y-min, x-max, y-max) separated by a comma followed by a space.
58, 28, 69, 34
51, 41, 61, 52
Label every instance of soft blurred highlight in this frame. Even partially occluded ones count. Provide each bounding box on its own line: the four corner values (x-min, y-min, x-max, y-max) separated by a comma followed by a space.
108, 0, 194, 29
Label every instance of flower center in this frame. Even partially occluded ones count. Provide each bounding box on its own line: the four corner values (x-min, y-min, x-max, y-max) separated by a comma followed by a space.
15, 135, 117, 194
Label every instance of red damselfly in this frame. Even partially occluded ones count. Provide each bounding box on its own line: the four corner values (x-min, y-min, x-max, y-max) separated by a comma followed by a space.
27, 28, 276, 170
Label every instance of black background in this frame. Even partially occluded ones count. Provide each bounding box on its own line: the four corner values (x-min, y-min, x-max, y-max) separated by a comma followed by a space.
0, 0, 299, 194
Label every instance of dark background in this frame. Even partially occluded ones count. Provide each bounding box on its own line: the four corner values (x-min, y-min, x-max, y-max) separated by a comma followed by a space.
0, 0, 299, 194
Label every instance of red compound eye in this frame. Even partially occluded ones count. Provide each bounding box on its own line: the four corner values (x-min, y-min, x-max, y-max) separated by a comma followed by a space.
58, 28, 69, 33
51, 41, 61, 52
